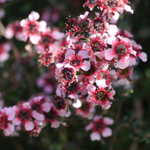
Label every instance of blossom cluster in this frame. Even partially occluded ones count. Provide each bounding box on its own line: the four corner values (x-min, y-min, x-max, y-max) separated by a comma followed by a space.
0, 95, 71, 136
0, 0, 147, 141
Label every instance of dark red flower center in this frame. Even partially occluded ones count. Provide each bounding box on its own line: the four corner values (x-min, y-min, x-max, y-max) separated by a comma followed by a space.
120, 68, 128, 75
62, 68, 74, 81
75, 48, 80, 53
53, 96, 65, 110
45, 77, 55, 85
70, 59, 81, 67
94, 120, 105, 132
41, 35, 51, 46
45, 109, 56, 121
0, 115, 8, 128
107, 0, 117, 9
98, 71, 108, 80
95, 91, 107, 101
31, 103, 41, 111
28, 23, 37, 33
93, 19, 104, 33
116, 43, 127, 56
14, 25, 22, 32
19, 110, 30, 120
89, 0, 98, 5
45, 53, 52, 62
80, 102, 89, 111
66, 81, 78, 93
67, 20, 77, 32
58, 53, 65, 63
91, 41, 102, 52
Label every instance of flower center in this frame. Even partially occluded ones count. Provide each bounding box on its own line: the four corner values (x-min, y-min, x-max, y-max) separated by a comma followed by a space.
66, 81, 78, 93
28, 23, 37, 33
94, 120, 105, 132
44, 53, 52, 63
67, 20, 77, 32
98, 71, 108, 80
95, 91, 107, 101
116, 43, 127, 56
120, 68, 128, 75
0, 115, 8, 128
19, 110, 30, 120
70, 59, 81, 66
89, 0, 98, 4
107, 0, 117, 9
31, 103, 41, 111
93, 19, 104, 33
45, 77, 55, 85
62, 68, 74, 81
91, 41, 102, 52
45, 109, 56, 120
58, 53, 65, 63
53, 96, 65, 110
75, 48, 80, 53
14, 25, 22, 32
41, 35, 51, 46
79, 20, 89, 30
80, 102, 89, 111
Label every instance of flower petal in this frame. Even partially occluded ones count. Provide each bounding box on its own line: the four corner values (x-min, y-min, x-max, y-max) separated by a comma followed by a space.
4, 124, 14, 136
102, 127, 112, 137
103, 117, 114, 125
104, 48, 115, 60
96, 79, 107, 88
42, 102, 51, 112
25, 121, 34, 131
12, 118, 21, 126
81, 60, 91, 71
90, 132, 101, 141
32, 110, 45, 121
85, 122, 93, 131
139, 52, 147, 62
51, 120, 60, 128
78, 50, 89, 59
28, 11, 39, 21
6, 108, 15, 121
116, 56, 129, 69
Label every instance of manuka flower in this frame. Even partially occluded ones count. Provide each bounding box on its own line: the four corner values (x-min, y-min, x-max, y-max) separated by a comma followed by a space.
20, 11, 47, 44
86, 115, 114, 141
0, 107, 15, 136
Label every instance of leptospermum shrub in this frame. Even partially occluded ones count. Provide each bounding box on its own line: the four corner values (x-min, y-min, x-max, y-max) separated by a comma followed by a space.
0, 0, 147, 141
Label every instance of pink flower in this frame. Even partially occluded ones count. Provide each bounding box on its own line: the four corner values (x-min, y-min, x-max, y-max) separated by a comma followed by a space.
44, 103, 60, 128
20, 11, 47, 44
12, 102, 34, 131
37, 73, 56, 94
86, 115, 114, 141
0, 107, 15, 136
104, 36, 136, 69
0, 42, 11, 62
75, 99, 95, 119
29, 96, 50, 121
87, 84, 115, 109
5, 21, 24, 41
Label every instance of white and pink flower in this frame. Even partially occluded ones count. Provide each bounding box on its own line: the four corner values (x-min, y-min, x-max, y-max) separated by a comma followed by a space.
86, 115, 114, 141
0, 107, 15, 136
20, 11, 47, 44
0, 42, 11, 62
